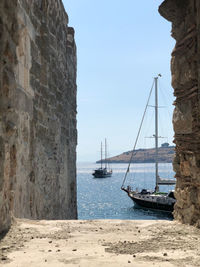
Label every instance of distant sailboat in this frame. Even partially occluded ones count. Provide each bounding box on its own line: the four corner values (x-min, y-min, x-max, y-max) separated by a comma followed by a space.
121, 75, 176, 212
92, 139, 112, 178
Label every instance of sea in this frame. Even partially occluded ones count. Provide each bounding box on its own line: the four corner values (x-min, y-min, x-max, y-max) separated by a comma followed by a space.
77, 162, 175, 221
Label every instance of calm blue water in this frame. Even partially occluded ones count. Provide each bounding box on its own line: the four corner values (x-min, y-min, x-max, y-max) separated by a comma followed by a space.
77, 162, 175, 220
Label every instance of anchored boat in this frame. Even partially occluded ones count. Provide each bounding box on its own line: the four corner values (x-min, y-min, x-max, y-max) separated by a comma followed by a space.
92, 139, 112, 178
121, 75, 176, 212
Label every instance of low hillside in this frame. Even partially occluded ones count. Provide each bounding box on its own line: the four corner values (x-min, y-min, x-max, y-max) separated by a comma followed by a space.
97, 146, 175, 163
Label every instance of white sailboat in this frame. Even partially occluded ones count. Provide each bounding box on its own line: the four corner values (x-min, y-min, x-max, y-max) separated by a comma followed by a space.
121, 75, 176, 212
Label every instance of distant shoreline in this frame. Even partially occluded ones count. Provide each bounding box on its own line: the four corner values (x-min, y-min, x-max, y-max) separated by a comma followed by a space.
97, 146, 175, 164
96, 160, 173, 164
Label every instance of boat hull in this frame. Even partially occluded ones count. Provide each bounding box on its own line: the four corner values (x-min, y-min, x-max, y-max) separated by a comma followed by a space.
127, 192, 175, 212
92, 168, 112, 178
92, 173, 112, 178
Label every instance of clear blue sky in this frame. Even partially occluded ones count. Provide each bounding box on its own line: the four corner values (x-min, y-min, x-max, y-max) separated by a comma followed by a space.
62, 0, 176, 162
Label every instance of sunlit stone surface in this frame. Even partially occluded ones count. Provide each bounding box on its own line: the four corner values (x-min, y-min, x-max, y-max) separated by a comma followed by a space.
0, 0, 77, 233
159, 0, 200, 225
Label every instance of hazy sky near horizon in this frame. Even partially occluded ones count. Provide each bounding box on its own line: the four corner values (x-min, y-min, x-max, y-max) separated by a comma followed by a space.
62, 1, 176, 162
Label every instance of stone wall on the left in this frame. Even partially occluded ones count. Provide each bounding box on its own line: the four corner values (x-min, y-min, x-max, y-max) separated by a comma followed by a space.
0, 0, 19, 233
0, 0, 77, 233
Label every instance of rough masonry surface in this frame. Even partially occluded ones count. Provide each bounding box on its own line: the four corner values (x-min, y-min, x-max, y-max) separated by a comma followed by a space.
0, 0, 77, 233
159, 0, 200, 225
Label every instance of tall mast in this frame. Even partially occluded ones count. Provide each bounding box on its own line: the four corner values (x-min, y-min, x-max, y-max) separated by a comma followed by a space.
101, 141, 103, 169
105, 138, 107, 169
155, 76, 159, 192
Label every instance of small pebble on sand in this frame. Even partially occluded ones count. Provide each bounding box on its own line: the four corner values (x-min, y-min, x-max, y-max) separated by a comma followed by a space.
2, 246, 9, 251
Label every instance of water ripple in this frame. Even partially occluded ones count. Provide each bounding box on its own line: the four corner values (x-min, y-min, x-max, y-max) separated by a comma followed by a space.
77, 162, 175, 220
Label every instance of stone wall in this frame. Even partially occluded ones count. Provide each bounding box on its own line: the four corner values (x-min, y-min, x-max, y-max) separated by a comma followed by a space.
159, 0, 200, 225
0, 0, 77, 233
0, 0, 19, 233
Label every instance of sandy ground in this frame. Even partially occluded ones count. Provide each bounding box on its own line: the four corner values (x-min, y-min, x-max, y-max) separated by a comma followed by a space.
1, 219, 200, 267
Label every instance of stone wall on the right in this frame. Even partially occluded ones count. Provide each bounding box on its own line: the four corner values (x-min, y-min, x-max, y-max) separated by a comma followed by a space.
159, 0, 200, 225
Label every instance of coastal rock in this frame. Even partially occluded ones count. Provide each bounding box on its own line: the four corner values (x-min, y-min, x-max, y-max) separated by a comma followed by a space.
101, 146, 175, 164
